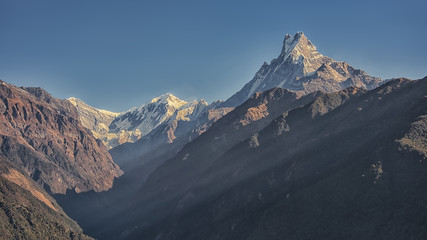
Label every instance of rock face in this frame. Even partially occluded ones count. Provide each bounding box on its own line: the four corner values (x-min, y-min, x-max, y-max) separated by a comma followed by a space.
0, 156, 93, 240
0, 80, 122, 194
67, 97, 120, 149
224, 32, 382, 107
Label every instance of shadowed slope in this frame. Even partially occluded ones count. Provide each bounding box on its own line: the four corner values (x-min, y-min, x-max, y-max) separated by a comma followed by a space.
101, 77, 427, 240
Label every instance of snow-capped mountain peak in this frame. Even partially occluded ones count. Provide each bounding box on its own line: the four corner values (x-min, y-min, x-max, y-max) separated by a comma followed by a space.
150, 93, 187, 107
279, 32, 332, 74
223, 32, 381, 107
282, 32, 306, 56
110, 94, 188, 134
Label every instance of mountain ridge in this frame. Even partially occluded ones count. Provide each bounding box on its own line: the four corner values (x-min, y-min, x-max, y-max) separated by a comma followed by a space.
112, 77, 427, 240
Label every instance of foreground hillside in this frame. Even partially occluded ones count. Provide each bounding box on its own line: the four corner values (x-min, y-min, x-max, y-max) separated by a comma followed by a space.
91, 77, 427, 239
0, 156, 92, 239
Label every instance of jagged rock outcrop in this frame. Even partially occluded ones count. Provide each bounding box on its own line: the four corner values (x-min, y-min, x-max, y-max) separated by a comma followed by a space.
224, 32, 382, 107
0, 80, 122, 194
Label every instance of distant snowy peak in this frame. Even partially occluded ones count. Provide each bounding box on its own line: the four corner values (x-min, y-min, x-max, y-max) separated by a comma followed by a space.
223, 32, 381, 107
108, 93, 210, 140
67, 97, 120, 131
151, 93, 187, 105
124, 93, 188, 117
70, 93, 217, 149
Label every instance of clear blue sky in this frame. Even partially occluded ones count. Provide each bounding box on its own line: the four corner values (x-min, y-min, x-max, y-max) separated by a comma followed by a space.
1, 0, 426, 112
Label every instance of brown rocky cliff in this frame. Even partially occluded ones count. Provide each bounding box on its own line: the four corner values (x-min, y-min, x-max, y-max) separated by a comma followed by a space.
0, 80, 122, 194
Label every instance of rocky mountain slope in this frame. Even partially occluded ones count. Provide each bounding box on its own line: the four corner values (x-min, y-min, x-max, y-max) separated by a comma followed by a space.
223, 32, 382, 107
87, 77, 427, 240
0, 80, 122, 194
67, 97, 120, 149
163, 77, 426, 240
